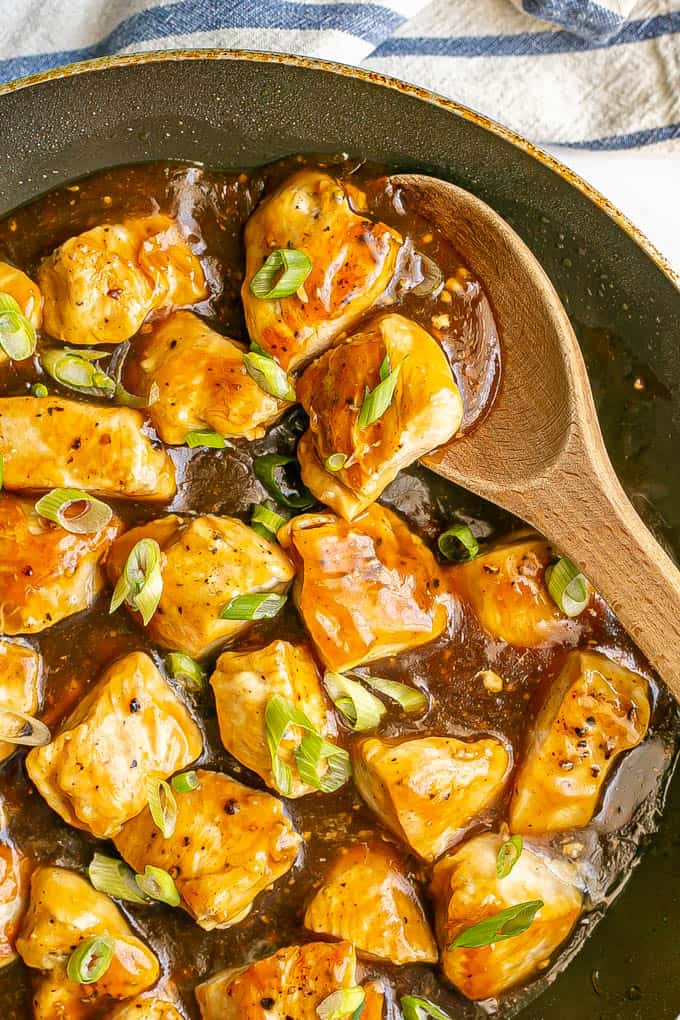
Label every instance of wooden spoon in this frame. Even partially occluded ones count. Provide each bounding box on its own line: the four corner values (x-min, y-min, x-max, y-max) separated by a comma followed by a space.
391, 173, 680, 696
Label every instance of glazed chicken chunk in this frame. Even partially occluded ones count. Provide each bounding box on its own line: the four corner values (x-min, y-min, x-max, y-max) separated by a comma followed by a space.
125, 310, 289, 444
0, 261, 42, 364
242, 169, 402, 371
0, 495, 122, 635
279, 505, 448, 671
510, 650, 651, 834
449, 534, 580, 647
38, 214, 207, 346
26, 651, 202, 839
0, 396, 176, 500
109, 998, 185, 1020
431, 832, 582, 999
304, 841, 437, 965
115, 769, 302, 930
297, 313, 463, 519
353, 734, 510, 861
107, 515, 294, 658
0, 800, 29, 970
210, 640, 336, 797
0, 639, 42, 760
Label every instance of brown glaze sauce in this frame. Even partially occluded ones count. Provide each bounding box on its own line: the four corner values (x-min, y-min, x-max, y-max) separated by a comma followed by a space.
0, 156, 676, 1019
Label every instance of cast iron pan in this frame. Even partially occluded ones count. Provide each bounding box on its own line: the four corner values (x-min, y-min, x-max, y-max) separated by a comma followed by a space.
0, 51, 679, 1020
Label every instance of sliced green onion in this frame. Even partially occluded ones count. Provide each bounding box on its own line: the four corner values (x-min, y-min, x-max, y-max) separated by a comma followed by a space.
449, 900, 544, 950
546, 557, 589, 617
264, 694, 350, 796
358, 354, 407, 430
401, 996, 453, 1020
361, 675, 428, 715
88, 853, 151, 905
109, 538, 163, 626
146, 777, 177, 839
0, 293, 21, 314
135, 865, 181, 907
254, 453, 315, 509
220, 592, 287, 621
244, 351, 296, 402
438, 524, 479, 563
35, 488, 113, 535
250, 340, 269, 356
0, 292, 36, 360
31, 382, 48, 398
250, 248, 312, 300
185, 429, 226, 449
165, 652, 205, 691
171, 770, 200, 793
0, 707, 50, 747
41, 349, 115, 396
317, 987, 366, 1019
66, 935, 115, 985
294, 731, 352, 794
496, 835, 523, 879
251, 502, 287, 541
411, 253, 444, 297
324, 453, 348, 472
323, 671, 386, 732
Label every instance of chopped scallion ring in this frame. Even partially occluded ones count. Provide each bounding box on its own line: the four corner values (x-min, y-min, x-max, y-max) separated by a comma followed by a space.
253, 453, 315, 509
496, 835, 523, 879
546, 557, 589, 617
400, 995, 454, 1020
358, 354, 407, 430
251, 502, 287, 540
41, 348, 115, 396
165, 652, 205, 691
185, 429, 226, 449
244, 351, 296, 402
35, 488, 113, 534
0, 707, 50, 747
265, 694, 351, 796
146, 777, 177, 838
88, 853, 151, 905
31, 382, 48, 397
361, 674, 428, 715
250, 248, 312, 300
171, 770, 200, 793
323, 671, 386, 732
220, 592, 287, 621
437, 524, 479, 563
67, 934, 115, 985
0, 293, 20, 314
0, 291, 36, 360
449, 899, 544, 949
135, 865, 181, 907
109, 537, 163, 625
317, 986, 366, 1019
324, 453, 348, 472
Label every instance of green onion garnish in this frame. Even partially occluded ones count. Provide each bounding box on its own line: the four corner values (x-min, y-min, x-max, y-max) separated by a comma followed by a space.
146, 777, 177, 839
171, 770, 200, 793
437, 524, 479, 563
496, 835, 523, 879
109, 538, 163, 626
34, 488, 113, 535
165, 652, 205, 691
0, 291, 36, 361
0, 708, 50, 747
449, 899, 544, 949
324, 453, 348, 472
0, 293, 21, 313
220, 592, 287, 621
31, 382, 48, 398
361, 674, 428, 715
66, 935, 115, 985
546, 557, 589, 617
358, 353, 407, 430
400, 996, 453, 1020
135, 865, 181, 907
317, 987, 366, 1020
250, 248, 312, 300
88, 853, 150, 905
41, 348, 115, 396
323, 671, 386, 732
264, 694, 351, 796
243, 351, 296, 402
251, 502, 287, 541
254, 453, 315, 510
185, 429, 226, 449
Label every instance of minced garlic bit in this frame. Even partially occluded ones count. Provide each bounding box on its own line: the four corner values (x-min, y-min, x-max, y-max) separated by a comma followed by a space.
561, 840, 584, 860
431, 313, 450, 331
476, 669, 504, 693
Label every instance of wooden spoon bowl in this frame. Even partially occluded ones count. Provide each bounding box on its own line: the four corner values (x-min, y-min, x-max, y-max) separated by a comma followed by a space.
391, 173, 680, 695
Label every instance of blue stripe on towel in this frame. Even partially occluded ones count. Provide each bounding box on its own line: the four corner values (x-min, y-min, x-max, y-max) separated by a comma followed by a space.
565, 121, 680, 149
521, 0, 624, 38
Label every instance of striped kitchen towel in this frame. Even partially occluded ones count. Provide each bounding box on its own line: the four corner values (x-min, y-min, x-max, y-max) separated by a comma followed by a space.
0, 0, 677, 152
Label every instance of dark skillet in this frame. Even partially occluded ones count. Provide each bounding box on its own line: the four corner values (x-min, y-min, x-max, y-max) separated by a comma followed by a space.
0, 50, 679, 1020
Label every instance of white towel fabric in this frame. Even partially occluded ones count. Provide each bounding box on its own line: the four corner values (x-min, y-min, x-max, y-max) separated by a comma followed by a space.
0, 0, 678, 154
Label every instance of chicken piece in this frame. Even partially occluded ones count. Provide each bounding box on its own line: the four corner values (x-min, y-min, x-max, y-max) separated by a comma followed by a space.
353, 735, 510, 862
279, 505, 448, 671
26, 651, 202, 839
510, 650, 651, 834
242, 169, 402, 372
38, 214, 207, 346
115, 769, 301, 930
195, 940, 359, 1020
0, 800, 30, 970
0, 495, 122, 636
297, 313, 463, 520
0, 396, 176, 500
17, 866, 159, 997
449, 534, 578, 647
304, 841, 437, 964
431, 832, 582, 999
126, 310, 288, 444
210, 640, 335, 798
0, 260, 42, 330
107, 515, 294, 658
32, 968, 98, 1020
108, 998, 185, 1020
0, 639, 42, 760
